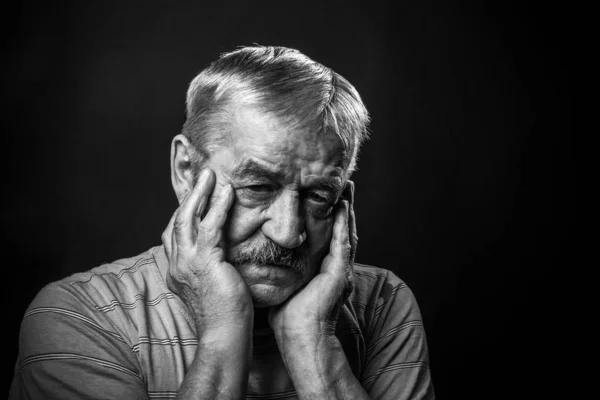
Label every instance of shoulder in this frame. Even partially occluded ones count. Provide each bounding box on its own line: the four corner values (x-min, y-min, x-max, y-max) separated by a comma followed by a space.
12, 248, 165, 391
352, 264, 407, 292
347, 264, 424, 334
10, 249, 165, 400
19, 246, 167, 351
29, 246, 163, 311
348, 266, 434, 398
351, 264, 421, 314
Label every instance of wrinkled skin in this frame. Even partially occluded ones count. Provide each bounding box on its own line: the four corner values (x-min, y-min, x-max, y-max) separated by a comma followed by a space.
163, 104, 364, 399
165, 103, 358, 329
202, 105, 351, 309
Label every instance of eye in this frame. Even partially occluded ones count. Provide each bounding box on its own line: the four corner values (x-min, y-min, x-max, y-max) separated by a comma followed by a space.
307, 192, 330, 204
305, 192, 335, 219
247, 184, 276, 193
238, 184, 278, 200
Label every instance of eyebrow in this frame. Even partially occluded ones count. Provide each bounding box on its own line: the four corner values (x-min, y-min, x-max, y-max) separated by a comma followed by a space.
230, 159, 344, 195
230, 159, 285, 181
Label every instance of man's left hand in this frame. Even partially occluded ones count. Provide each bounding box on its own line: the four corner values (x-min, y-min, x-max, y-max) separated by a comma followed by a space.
266, 182, 370, 399
268, 180, 357, 344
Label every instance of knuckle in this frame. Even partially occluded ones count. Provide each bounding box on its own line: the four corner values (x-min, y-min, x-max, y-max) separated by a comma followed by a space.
196, 223, 210, 235
197, 224, 217, 242
189, 262, 210, 279
166, 269, 182, 291
209, 230, 222, 246
161, 229, 173, 245
340, 242, 352, 256
207, 247, 224, 260
175, 241, 186, 252
173, 216, 188, 232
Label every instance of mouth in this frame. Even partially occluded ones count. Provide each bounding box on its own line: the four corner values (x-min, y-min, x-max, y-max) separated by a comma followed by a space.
260, 263, 296, 272
237, 262, 299, 281
269, 262, 293, 269
234, 259, 299, 270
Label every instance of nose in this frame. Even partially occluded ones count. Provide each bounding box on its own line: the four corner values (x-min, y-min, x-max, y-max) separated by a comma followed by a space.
262, 190, 306, 249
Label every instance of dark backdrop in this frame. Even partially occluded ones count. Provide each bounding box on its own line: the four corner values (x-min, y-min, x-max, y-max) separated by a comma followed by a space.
3, 1, 573, 399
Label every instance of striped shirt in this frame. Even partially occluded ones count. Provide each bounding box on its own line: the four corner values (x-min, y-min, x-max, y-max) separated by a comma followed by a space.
10, 246, 434, 399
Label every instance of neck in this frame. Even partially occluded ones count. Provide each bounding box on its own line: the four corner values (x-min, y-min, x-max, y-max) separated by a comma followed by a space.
253, 307, 273, 336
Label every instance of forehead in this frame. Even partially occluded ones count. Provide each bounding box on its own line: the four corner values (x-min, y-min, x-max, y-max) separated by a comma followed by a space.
218, 105, 347, 178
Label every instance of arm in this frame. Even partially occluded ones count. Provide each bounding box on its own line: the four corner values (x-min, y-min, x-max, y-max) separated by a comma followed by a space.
270, 197, 370, 399
10, 168, 252, 400
176, 324, 252, 399
269, 181, 434, 399
164, 168, 253, 400
276, 329, 370, 399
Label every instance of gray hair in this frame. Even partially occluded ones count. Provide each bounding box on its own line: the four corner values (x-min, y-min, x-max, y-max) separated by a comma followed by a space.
182, 45, 370, 176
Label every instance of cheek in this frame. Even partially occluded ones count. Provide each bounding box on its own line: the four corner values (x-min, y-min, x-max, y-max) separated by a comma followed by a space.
306, 216, 335, 256
224, 202, 265, 246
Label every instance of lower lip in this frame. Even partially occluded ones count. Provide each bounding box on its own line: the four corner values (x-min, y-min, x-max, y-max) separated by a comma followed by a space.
240, 263, 298, 282
259, 263, 295, 274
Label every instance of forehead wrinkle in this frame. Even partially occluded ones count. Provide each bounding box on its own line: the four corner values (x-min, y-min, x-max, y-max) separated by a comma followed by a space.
237, 108, 340, 162
224, 105, 349, 183
230, 158, 285, 181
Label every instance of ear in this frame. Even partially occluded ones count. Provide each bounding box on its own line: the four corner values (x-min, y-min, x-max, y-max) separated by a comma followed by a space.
170, 134, 197, 204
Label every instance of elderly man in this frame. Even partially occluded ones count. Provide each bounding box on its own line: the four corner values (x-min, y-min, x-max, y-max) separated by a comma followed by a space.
10, 46, 434, 399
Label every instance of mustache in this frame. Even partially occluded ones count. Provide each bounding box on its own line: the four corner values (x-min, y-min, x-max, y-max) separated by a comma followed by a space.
230, 239, 309, 273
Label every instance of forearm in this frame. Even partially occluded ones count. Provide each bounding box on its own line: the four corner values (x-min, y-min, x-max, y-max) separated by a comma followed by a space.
176, 323, 252, 400
277, 332, 370, 400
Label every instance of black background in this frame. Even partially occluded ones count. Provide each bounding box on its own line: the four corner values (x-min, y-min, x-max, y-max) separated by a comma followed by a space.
3, 1, 573, 399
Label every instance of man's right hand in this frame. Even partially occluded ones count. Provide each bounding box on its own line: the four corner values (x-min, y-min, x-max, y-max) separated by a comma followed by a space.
161, 168, 253, 330
161, 167, 253, 399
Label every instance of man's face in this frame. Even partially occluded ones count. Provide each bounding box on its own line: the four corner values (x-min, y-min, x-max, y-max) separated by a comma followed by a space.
204, 105, 348, 308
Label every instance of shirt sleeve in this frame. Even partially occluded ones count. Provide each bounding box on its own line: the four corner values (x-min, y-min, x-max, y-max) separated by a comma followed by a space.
9, 282, 149, 400
361, 271, 435, 400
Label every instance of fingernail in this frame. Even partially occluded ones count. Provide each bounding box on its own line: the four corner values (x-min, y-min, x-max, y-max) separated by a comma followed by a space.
202, 170, 215, 187
299, 231, 307, 243
199, 168, 210, 181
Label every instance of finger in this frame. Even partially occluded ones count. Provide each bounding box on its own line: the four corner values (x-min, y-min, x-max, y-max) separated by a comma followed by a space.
323, 200, 351, 276
344, 181, 358, 264
197, 184, 234, 245
161, 210, 178, 259
348, 205, 357, 265
175, 168, 215, 248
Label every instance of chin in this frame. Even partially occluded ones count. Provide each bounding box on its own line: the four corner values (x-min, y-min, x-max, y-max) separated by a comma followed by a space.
236, 262, 308, 308
249, 283, 297, 308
